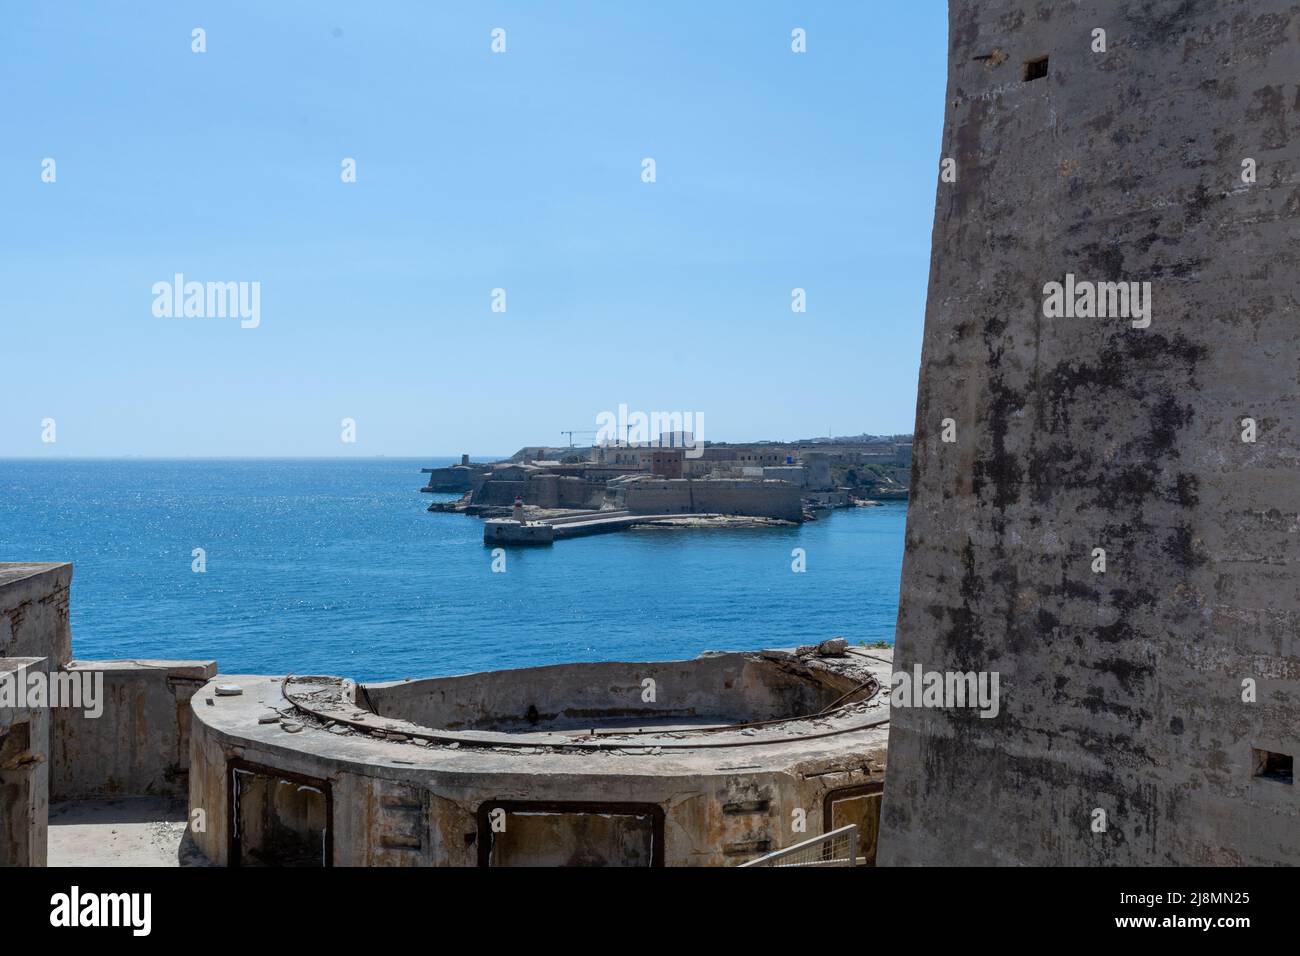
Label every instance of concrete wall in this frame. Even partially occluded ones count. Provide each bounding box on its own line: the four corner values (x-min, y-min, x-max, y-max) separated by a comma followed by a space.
189, 731, 887, 867
0, 564, 72, 667
362, 655, 855, 732
52, 660, 216, 801
622, 479, 803, 521
880, 0, 1300, 865
2, 562, 218, 803
0, 567, 64, 866
0, 657, 50, 867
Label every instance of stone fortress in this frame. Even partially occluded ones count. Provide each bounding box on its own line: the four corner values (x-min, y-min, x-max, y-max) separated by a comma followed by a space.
422, 438, 912, 500
4, 0, 1297, 867
424, 438, 913, 543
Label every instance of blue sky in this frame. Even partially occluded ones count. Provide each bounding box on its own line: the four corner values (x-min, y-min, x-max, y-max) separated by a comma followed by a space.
2, 2, 948, 457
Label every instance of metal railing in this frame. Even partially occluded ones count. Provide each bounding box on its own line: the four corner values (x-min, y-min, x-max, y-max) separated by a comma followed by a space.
737, 824, 858, 867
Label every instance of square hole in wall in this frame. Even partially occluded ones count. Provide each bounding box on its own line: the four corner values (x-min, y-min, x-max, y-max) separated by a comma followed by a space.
229, 760, 332, 866
824, 782, 884, 866
1252, 748, 1293, 784
477, 801, 664, 867
1023, 56, 1049, 81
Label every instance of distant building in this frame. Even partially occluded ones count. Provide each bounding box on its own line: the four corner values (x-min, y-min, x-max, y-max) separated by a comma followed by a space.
803, 452, 833, 490
761, 465, 806, 487
650, 448, 684, 479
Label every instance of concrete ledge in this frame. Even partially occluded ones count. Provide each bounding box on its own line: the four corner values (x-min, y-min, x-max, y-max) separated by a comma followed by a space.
0, 562, 72, 668
52, 660, 217, 801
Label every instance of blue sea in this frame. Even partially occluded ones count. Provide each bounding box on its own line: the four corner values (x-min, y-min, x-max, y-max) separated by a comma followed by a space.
0, 459, 904, 682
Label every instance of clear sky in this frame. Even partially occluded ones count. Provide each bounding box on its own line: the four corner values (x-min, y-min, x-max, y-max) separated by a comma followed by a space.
2, 2, 948, 458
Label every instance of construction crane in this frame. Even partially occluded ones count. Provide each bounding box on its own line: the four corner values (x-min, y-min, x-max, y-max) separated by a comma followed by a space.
560, 429, 598, 448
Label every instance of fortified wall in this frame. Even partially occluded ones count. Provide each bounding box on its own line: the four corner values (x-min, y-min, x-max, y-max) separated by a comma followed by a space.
880, 0, 1300, 864
466, 473, 804, 521
620, 479, 804, 522
471, 474, 605, 510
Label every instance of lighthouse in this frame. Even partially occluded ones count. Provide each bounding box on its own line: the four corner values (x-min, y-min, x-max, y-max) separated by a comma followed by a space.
512, 495, 525, 525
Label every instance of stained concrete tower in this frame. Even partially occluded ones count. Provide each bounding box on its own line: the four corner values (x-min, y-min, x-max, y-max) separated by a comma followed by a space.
880, 1, 1300, 865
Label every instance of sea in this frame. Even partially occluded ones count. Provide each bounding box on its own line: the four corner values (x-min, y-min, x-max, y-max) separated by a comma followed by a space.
0, 458, 904, 682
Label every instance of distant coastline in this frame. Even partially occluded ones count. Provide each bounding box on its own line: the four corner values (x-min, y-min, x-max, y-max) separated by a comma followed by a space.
420, 434, 912, 545
0, 457, 905, 679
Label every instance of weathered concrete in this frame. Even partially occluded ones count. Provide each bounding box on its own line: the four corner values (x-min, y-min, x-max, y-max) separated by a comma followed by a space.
0, 564, 66, 866
0, 563, 72, 667
362, 653, 860, 732
1, 562, 218, 809
881, 0, 1300, 865
0, 657, 50, 866
52, 660, 216, 801
189, 649, 891, 866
